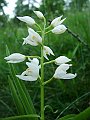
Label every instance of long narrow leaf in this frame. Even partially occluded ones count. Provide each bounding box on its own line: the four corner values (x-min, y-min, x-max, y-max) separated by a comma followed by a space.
8, 76, 25, 115
0, 114, 40, 120
6, 45, 38, 120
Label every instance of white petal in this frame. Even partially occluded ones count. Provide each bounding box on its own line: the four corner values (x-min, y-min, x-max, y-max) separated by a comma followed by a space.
17, 16, 35, 26
23, 36, 38, 46
51, 15, 63, 27
16, 75, 37, 81
43, 51, 49, 60
4, 53, 26, 63
55, 56, 71, 65
52, 25, 67, 34
56, 64, 72, 72
43, 46, 54, 60
58, 18, 66, 25
34, 11, 44, 19
60, 73, 77, 79
28, 28, 42, 44
54, 70, 66, 79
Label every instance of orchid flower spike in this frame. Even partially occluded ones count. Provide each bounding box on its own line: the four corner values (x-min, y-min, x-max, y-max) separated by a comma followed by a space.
51, 15, 66, 27
16, 58, 39, 81
23, 28, 42, 46
43, 46, 54, 60
55, 56, 71, 65
51, 24, 67, 34
17, 16, 35, 26
4, 53, 26, 63
54, 64, 77, 79
34, 11, 44, 19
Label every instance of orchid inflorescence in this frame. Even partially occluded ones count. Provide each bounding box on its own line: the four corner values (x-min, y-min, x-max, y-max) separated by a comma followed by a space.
4, 11, 76, 83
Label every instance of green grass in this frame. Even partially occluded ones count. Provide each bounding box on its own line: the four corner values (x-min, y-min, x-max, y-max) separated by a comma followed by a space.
0, 10, 90, 119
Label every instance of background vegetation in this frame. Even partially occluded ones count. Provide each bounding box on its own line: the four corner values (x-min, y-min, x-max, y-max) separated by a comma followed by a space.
0, 0, 90, 119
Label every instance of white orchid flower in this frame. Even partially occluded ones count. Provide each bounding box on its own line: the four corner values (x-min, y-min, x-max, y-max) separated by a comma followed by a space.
55, 56, 71, 65
54, 64, 77, 79
23, 28, 42, 46
16, 58, 39, 81
17, 16, 35, 26
4, 53, 26, 63
34, 11, 44, 19
43, 46, 54, 60
51, 25, 67, 34
51, 15, 66, 27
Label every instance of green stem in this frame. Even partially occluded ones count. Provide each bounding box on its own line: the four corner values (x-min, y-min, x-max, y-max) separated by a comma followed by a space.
45, 25, 52, 30
43, 77, 54, 85
44, 60, 55, 65
40, 17, 46, 120
26, 56, 41, 59
36, 23, 42, 31
45, 30, 51, 34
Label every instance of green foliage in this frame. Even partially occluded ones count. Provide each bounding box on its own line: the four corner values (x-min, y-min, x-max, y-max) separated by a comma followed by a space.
40, 0, 65, 19
58, 107, 90, 120
70, 0, 89, 11
4, 46, 38, 120
0, 6, 90, 120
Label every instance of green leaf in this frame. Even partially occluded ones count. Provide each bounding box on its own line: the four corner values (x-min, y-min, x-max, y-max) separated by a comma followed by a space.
58, 114, 76, 120
73, 107, 90, 120
6, 45, 38, 120
0, 114, 40, 120
8, 76, 25, 115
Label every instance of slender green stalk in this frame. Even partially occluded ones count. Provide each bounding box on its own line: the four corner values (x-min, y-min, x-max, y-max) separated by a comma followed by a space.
44, 60, 55, 65
43, 77, 54, 85
26, 56, 41, 59
45, 30, 51, 34
40, 17, 46, 120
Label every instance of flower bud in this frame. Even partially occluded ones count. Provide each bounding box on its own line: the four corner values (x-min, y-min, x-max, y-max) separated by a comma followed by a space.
17, 16, 35, 26
34, 11, 44, 19
51, 25, 67, 34
4, 53, 26, 63
55, 56, 71, 65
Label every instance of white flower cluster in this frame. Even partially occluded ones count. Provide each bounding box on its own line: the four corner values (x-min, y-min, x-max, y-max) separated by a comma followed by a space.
4, 11, 76, 81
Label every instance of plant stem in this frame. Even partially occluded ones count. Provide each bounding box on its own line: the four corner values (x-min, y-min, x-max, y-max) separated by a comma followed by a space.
44, 60, 55, 65
43, 77, 54, 85
40, 17, 46, 120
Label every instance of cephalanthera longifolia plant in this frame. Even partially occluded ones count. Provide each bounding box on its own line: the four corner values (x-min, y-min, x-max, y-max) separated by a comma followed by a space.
4, 11, 77, 120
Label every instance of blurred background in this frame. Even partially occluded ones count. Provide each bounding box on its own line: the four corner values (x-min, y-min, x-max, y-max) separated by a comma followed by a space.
0, 0, 90, 119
